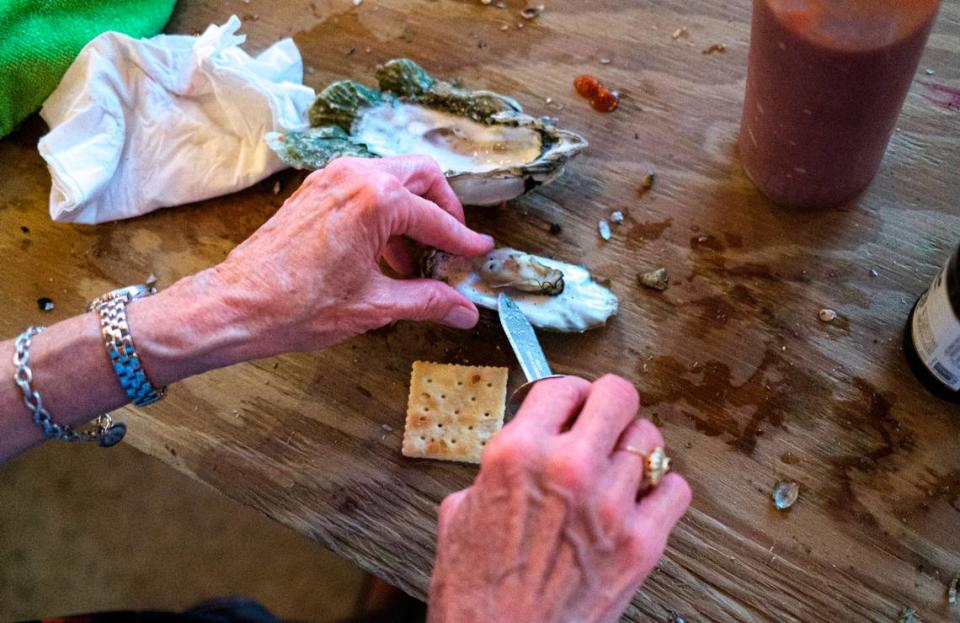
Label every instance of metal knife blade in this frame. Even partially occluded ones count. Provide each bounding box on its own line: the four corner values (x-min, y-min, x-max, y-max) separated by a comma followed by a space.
498, 293, 552, 382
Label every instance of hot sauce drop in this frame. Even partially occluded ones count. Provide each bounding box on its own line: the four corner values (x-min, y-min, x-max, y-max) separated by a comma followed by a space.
591, 87, 619, 112
573, 74, 600, 98
573, 74, 619, 112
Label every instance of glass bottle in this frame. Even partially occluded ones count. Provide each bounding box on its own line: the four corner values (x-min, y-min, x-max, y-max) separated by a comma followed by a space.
738, 0, 941, 210
904, 245, 960, 404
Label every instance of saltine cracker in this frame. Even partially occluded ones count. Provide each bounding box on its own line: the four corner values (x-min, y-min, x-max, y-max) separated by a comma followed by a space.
402, 361, 508, 464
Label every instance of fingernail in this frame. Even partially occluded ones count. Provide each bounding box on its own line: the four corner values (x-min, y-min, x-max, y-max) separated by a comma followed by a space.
444, 306, 478, 329
480, 234, 495, 248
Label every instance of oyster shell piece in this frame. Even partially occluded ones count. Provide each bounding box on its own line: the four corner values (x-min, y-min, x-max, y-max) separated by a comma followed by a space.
772, 480, 799, 510
424, 249, 617, 332
639, 267, 670, 291
267, 59, 588, 206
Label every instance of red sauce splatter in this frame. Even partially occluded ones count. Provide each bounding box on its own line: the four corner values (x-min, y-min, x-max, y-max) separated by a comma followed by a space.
591, 87, 620, 112
573, 74, 619, 113
573, 74, 600, 98
920, 82, 960, 112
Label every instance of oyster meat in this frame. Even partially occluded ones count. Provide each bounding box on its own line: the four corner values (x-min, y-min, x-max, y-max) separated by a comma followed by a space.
267, 59, 587, 206
354, 103, 543, 174
476, 249, 564, 294
424, 248, 617, 332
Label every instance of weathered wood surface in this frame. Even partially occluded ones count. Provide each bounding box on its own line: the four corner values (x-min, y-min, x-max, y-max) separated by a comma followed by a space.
2, 1, 959, 620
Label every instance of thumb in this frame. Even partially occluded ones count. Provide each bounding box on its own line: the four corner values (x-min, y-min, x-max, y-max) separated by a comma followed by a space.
385, 278, 481, 330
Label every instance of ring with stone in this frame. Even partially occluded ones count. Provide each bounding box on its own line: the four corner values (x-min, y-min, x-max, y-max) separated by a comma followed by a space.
621, 445, 671, 488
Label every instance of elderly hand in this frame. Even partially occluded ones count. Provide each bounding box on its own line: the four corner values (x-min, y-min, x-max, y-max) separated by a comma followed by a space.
0, 155, 494, 459
182, 155, 494, 363
428, 375, 691, 623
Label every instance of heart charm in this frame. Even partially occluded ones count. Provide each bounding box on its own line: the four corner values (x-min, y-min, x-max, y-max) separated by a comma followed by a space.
97, 422, 127, 448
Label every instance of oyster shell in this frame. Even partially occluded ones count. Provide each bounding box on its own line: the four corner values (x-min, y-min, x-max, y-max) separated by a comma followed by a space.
424, 248, 618, 332
267, 59, 587, 206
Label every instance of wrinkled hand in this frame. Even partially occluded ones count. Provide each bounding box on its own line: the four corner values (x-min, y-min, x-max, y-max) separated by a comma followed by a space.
428, 375, 692, 623
212, 156, 493, 358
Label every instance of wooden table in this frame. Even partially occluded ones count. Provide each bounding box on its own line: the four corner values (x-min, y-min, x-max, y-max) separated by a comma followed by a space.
2, 1, 959, 620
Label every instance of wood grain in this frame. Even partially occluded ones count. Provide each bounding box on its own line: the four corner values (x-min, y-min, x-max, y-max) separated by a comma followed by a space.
2, 1, 959, 620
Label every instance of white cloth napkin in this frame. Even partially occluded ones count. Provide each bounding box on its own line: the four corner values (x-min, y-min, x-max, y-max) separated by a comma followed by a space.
38, 15, 316, 224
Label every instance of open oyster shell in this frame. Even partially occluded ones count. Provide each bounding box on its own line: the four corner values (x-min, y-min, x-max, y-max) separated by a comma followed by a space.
424, 249, 618, 333
267, 59, 588, 206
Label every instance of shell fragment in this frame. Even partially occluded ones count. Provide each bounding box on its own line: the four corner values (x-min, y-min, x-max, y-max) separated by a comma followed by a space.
598, 219, 612, 241
772, 480, 799, 510
639, 267, 669, 291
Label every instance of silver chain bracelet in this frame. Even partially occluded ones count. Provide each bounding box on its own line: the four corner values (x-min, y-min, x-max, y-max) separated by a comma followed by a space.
13, 326, 126, 447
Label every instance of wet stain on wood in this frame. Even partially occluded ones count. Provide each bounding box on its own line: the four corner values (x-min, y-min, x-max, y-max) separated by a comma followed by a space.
690, 233, 726, 253
897, 468, 960, 518
639, 348, 823, 455
724, 232, 744, 248
821, 378, 911, 527
688, 294, 737, 334
627, 217, 673, 245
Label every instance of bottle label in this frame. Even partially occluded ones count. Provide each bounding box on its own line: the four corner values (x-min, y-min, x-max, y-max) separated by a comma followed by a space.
912, 257, 960, 391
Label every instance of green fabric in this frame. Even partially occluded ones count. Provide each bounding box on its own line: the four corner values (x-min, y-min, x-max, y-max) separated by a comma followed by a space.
0, 0, 176, 138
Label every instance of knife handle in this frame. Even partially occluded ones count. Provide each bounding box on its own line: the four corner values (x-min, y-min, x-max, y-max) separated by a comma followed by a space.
506, 374, 567, 417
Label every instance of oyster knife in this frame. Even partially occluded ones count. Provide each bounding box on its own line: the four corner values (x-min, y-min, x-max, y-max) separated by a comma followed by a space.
497, 293, 552, 383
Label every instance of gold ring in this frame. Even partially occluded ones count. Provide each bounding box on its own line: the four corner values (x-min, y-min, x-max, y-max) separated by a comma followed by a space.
622, 445, 671, 488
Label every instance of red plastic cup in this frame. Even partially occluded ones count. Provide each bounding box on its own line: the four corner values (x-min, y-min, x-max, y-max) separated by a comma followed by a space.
738, 0, 940, 210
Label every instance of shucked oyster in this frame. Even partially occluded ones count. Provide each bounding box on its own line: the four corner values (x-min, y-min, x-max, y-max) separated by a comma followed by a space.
476, 249, 564, 294
267, 59, 587, 206
424, 249, 618, 332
